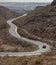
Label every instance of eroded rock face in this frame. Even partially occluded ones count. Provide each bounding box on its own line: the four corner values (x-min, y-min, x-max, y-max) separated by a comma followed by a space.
51, 0, 56, 5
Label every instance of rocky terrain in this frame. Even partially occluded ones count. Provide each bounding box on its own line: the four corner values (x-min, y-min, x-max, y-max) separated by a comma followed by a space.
51, 0, 56, 5
0, 1, 56, 65
0, 6, 37, 52
13, 4, 56, 49
13, 2, 56, 65
0, 6, 19, 30
0, 52, 56, 65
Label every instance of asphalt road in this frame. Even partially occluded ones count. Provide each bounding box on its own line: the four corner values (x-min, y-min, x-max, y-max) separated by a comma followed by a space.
0, 14, 50, 56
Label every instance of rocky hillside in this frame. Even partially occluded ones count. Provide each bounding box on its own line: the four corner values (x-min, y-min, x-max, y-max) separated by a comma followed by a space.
0, 6, 37, 52
0, 6, 19, 19
0, 6, 20, 29
13, 4, 56, 48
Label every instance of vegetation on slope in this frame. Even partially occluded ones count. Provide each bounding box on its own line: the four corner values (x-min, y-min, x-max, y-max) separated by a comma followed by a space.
0, 6, 38, 51
0, 51, 56, 65
13, 5, 56, 49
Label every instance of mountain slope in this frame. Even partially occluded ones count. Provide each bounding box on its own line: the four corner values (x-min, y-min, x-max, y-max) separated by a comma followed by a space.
0, 6, 19, 19
0, 6, 20, 29
13, 5, 56, 47
0, 6, 37, 52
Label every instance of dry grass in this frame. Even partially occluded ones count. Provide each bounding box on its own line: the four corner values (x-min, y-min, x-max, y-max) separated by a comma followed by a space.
0, 6, 38, 52
0, 52, 56, 65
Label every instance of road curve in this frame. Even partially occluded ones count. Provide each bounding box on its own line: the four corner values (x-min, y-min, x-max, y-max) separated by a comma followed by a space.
0, 14, 51, 56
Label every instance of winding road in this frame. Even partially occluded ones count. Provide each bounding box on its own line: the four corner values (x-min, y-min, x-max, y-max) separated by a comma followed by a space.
0, 14, 50, 56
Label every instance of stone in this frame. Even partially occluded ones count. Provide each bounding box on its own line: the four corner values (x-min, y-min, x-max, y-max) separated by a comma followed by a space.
51, 0, 56, 5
